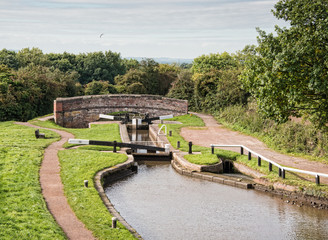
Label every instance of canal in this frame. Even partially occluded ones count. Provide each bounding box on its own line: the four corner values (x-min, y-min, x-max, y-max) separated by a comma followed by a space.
105, 162, 328, 240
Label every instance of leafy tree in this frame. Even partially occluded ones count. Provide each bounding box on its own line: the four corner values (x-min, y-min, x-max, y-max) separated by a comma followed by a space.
123, 58, 140, 71
75, 51, 125, 85
126, 82, 146, 94
157, 64, 180, 95
139, 58, 160, 94
84, 80, 117, 95
0, 65, 18, 120
114, 69, 147, 94
16, 48, 50, 68
0, 64, 81, 121
241, 0, 328, 127
167, 70, 195, 107
192, 52, 239, 74
0, 49, 18, 69
47, 52, 77, 73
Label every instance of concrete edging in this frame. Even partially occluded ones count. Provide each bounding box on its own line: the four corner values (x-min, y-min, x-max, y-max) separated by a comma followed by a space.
171, 159, 253, 189
94, 123, 143, 239
94, 155, 143, 239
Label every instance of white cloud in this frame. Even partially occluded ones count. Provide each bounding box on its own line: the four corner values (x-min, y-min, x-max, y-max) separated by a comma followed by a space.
0, 0, 287, 58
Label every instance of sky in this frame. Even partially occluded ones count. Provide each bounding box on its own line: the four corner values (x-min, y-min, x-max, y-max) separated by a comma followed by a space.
0, 0, 288, 59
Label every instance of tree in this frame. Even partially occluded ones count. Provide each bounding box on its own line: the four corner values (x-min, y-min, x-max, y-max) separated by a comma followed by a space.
84, 80, 117, 95
157, 64, 180, 95
167, 70, 194, 105
192, 52, 239, 74
241, 0, 328, 127
0, 49, 18, 69
16, 48, 50, 68
75, 51, 125, 85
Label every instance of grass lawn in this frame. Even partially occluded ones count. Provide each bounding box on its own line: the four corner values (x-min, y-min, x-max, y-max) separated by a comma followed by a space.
164, 114, 328, 196
212, 148, 328, 197
184, 153, 220, 165
59, 149, 135, 239
162, 114, 208, 152
0, 122, 66, 239
31, 118, 136, 239
31, 118, 122, 151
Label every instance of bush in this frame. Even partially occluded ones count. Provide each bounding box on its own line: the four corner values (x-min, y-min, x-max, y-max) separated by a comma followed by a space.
216, 104, 328, 161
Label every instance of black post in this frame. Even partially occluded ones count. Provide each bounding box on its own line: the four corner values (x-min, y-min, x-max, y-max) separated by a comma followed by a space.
248, 152, 251, 161
316, 175, 320, 185
269, 162, 272, 172
257, 156, 261, 166
211, 145, 214, 154
282, 169, 285, 179
113, 141, 117, 153
112, 217, 117, 228
177, 141, 180, 149
169, 130, 172, 136
240, 147, 244, 155
279, 168, 282, 177
188, 141, 192, 154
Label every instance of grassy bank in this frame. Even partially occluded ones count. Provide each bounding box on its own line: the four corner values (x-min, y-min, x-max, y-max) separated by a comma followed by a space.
0, 122, 66, 239
31, 118, 121, 151
216, 105, 328, 164
163, 114, 241, 165
162, 114, 207, 152
164, 114, 328, 196
212, 148, 328, 197
30, 119, 136, 239
59, 149, 134, 239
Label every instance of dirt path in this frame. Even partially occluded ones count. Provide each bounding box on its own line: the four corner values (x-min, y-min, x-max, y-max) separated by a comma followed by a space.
16, 122, 95, 240
181, 113, 328, 184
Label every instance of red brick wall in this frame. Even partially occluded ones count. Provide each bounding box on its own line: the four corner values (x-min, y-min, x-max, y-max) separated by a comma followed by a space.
54, 94, 188, 128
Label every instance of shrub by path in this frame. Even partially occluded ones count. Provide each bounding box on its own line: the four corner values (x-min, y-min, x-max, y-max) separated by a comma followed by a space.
180, 113, 328, 184
16, 122, 95, 240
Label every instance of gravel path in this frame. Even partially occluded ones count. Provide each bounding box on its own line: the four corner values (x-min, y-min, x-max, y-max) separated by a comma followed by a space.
16, 122, 95, 240
180, 113, 328, 184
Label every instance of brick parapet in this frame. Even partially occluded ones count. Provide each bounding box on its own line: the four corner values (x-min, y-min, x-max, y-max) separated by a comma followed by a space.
54, 94, 188, 128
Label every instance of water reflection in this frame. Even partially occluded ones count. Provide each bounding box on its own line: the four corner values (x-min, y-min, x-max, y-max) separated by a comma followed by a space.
105, 163, 328, 240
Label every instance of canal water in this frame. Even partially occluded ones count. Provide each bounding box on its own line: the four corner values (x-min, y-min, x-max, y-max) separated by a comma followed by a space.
105, 162, 328, 240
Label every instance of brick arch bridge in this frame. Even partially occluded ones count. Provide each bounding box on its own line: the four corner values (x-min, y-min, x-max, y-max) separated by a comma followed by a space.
54, 94, 188, 128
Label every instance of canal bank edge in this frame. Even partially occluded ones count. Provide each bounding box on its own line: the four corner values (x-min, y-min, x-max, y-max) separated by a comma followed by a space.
95, 122, 328, 239
94, 124, 143, 239
94, 155, 142, 239
149, 123, 328, 210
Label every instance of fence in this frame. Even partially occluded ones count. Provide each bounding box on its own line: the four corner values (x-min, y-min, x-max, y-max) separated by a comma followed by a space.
210, 144, 328, 185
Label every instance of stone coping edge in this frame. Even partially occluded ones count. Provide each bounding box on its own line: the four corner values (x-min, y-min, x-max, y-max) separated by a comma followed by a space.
94, 123, 142, 239
94, 155, 143, 239
171, 157, 253, 190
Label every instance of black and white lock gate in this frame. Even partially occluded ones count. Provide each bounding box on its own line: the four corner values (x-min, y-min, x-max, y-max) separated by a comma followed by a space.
68, 139, 169, 153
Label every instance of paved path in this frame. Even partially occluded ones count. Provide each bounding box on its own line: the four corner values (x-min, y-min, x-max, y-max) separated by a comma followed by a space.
16, 122, 95, 240
180, 113, 328, 184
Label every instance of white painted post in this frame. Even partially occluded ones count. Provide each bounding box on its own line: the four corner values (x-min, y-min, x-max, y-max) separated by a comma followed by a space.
165, 144, 170, 153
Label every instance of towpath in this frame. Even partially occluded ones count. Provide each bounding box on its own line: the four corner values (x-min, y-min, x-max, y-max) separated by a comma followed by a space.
15, 122, 95, 240
180, 113, 328, 184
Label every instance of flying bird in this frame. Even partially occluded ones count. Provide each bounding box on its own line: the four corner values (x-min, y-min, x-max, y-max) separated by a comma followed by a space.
100, 33, 104, 38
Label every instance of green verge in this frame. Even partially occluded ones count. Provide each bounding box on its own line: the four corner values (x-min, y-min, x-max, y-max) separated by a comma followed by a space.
215, 105, 328, 164
161, 114, 208, 152
164, 114, 328, 196
0, 122, 66, 240
30, 117, 136, 239
30, 118, 122, 151
163, 114, 240, 165
184, 153, 220, 165
212, 148, 328, 197
58, 149, 135, 239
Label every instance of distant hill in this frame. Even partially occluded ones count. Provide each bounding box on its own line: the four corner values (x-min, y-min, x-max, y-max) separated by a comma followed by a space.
126, 57, 193, 64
